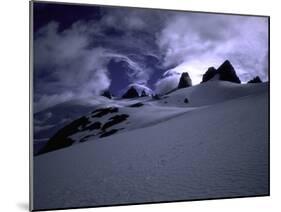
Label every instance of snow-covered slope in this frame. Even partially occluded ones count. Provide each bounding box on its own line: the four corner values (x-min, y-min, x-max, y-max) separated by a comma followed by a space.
33, 81, 269, 210
33, 96, 152, 154
158, 80, 268, 107
33, 96, 121, 154
36, 81, 268, 155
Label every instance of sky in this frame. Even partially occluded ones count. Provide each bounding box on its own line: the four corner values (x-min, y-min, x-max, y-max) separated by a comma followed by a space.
33, 2, 269, 112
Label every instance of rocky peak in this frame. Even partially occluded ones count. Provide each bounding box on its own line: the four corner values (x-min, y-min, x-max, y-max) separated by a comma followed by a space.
217, 60, 241, 83
201, 67, 217, 83
248, 76, 262, 83
141, 90, 148, 97
178, 72, 192, 89
122, 86, 139, 99
201, 60, 241, 84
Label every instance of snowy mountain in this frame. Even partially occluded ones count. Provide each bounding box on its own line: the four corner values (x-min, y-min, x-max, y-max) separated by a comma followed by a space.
33, 59, 268, 209
248, 76, 262, 83
177, 72, 192, 89
33, 79, 268, 210
201, 60, 241, 83
122, 83, 154, 98
36, 80, 268, 155
33, 96, 123, 154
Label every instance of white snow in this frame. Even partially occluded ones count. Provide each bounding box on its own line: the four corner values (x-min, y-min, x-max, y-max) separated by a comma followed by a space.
33, 81, 269, 210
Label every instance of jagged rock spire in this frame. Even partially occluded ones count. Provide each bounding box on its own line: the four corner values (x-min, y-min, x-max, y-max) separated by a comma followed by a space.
248, 76, 262, 83
178, 72, 192, 89
217, 60, 241, 83
122, 87, 139, 99
201, 60, 241, 84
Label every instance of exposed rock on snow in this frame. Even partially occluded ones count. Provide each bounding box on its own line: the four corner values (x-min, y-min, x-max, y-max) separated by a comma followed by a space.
122, 86, 139, 99
85, 121, 102, 131
34, 81, 269, 210
36, 81, 268, 156
37, 107, 123, 155
201, 60, 241, 83
178, 72, 192, 89
202, 67, 217, 83
218, 60, 241, 83
128, 102, 144, 108
92, 107, 119, 118
100, 129, 120, 138
37, 116, 90, 155
122, 84, 153, 99
141, 90, 148, 97
248, 76, 262, 83
101, 90, 112, 99
101, 114, 129, 131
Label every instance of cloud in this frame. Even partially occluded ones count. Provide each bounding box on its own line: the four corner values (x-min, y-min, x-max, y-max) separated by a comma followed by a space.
101, 10, 147, 31
156, 13, 268, 83
34, 21, 113, 111
155, 62, 207, 94
34, 92, 75, 113
106, 53, 152, 84
33, 10, 163, 112
34, 5, 268, 111
155, 74, 180, 95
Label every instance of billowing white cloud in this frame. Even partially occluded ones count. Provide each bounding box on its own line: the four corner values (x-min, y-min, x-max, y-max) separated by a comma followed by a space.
155, 74, 180, 95
156, 13, 268, 83
34, 17, 157, 112
34, 21, 113, 111
155, 61, 208, 94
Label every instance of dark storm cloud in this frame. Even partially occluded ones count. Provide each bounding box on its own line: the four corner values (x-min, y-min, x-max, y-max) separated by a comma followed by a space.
34, 3, 268, 110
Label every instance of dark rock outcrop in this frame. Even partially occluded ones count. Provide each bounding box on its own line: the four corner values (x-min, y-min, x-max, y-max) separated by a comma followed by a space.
36, 106, 128, 155
101, 90, 112, 99
102, 114, 129, 131
37, 116, 91, 155
217, 60, 241, 83
99, 129, 119, 138
86, 122, 102, 131
122, 87, 139, 99
184, 98, 189, 104
178, 72, 192, 89
128, 102, 144, 107
248, 76, 262, 83
201, 60, 241, 84
91, 107, 118, 118
141, 90, 147, 97
202, 67, 217, 83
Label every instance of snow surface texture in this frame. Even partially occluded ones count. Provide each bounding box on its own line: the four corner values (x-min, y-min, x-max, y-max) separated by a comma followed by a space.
33, 81, 269, 210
